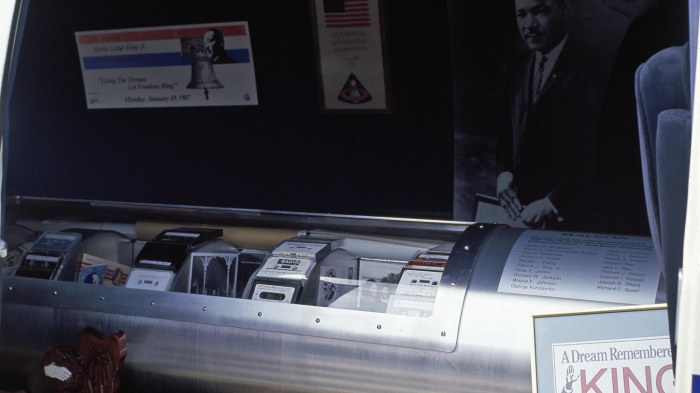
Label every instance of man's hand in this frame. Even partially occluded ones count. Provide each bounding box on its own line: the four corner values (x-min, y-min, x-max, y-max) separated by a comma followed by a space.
497, 172, 522, 219
520, 197, 556, 227
44, 363, 72, 381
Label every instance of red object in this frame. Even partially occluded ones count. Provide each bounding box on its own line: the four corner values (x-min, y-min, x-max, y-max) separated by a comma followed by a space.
43, 327, 127, 393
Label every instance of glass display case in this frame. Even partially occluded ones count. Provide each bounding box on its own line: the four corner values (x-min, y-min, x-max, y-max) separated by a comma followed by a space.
0, 197, 665, 393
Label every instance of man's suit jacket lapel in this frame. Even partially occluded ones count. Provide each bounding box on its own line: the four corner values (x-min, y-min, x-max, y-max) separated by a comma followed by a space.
510, 51, 535, 132
509, 51, 535, 163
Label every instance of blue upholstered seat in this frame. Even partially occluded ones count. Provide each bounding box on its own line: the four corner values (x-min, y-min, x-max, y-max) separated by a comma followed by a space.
635, 42, 691, 365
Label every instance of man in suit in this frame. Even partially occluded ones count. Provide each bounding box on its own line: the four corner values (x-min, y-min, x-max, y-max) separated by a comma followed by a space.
203, 29, 237, 64
497, 0, 602, 229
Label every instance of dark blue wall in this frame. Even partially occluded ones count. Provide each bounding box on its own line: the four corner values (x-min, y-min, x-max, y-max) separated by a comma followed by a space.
7, 0, 454, 219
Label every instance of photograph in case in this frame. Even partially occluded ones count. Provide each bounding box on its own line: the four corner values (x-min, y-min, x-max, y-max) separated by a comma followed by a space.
190, 252, 239, 297
357, 258, 405, 313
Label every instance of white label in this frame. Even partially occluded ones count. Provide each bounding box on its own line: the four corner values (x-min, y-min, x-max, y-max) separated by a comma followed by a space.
44, 234, 79, 241
552, 337, 674, 393
125, 268, 174, 291
497, 231, 661, 304
415, 253, 449, 261
140, 260, 172, 266
26, 254, 61, 263
255, 256, 315, 281
251, 284, 295, 303
395, 270, 443, 298
393, 299, 434, 311
273, 242, 326, 258
164, 232, 201, 238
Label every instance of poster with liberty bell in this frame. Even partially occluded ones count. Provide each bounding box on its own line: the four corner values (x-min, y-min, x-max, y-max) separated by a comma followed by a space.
75, 23, 259, 108
180, 36, 223, 100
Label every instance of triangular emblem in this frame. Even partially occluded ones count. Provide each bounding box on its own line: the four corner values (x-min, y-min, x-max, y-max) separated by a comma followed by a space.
337, 73, 372, 104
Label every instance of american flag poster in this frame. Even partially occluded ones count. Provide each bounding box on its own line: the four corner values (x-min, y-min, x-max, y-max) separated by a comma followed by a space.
312, 0, 391, 112
324, 0, 371, 28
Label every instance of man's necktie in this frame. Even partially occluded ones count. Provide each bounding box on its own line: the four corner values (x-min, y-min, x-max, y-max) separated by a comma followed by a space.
533, 55, 548, 103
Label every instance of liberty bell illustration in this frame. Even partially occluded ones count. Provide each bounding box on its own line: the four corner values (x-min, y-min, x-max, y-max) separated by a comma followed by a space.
180, 37, 223, 100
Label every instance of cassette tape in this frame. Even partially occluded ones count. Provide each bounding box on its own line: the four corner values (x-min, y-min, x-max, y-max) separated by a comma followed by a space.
250, 282, 300, 303
125, 268, 175, 291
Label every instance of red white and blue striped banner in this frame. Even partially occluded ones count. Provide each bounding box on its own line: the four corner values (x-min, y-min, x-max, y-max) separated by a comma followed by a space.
76, 22, 258, 109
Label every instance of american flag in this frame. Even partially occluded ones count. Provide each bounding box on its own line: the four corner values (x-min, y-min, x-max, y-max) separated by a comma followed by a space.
324, 0, 371, 29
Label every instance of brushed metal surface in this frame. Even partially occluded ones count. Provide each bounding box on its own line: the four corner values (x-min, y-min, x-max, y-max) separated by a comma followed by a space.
0, 227, 666, 393
1, 242, 467, 353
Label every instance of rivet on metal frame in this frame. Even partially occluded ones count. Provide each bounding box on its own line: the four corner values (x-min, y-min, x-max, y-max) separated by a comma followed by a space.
464, 245, 470, 251
150, 301, 155, 306
258, 312, 262, 317
53, 291, 58, 295
441, 331, 446, 337
377, 325, 382, 330
8, 287, 12, 291
203, 307, 207, 311
451, 282, 456, 286
316, 318, 320, 323
100, 296, 105, 301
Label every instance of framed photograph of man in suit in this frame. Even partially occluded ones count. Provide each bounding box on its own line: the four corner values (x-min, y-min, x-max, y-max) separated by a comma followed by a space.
450, 0, 671, 234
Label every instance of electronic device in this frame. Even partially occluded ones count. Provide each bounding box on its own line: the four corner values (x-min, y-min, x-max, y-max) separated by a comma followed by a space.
249, 236, 344, 303
385, 250, 449, 317
126, 228, 223, 291
15, 232, 82, 280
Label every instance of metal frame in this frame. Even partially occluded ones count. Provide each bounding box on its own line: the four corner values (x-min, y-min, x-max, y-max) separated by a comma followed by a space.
7, 196, 470, 242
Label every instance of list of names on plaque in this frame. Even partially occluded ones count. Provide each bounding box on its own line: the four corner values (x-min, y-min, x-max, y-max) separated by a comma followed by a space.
497, 231, 660, 304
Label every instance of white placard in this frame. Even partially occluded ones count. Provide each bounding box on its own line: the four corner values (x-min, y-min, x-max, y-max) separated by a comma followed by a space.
552, 337, 674, 393
75, 22, 257, 109
251, 284, 296, 304
312, 0, 389, 111
125, 268, 174, 291
273, 242, 327, 258
255, 256, 315, 281
498, 231, 661, 304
